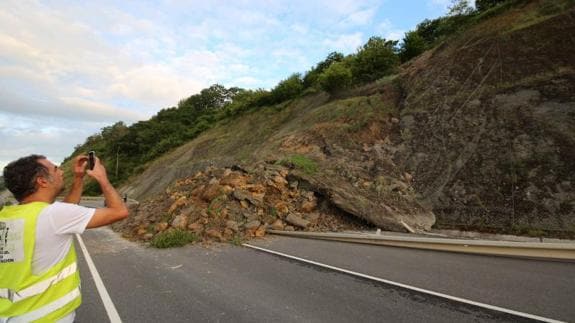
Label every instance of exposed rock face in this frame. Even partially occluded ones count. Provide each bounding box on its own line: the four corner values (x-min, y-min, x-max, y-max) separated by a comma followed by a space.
396, 9, 575, 233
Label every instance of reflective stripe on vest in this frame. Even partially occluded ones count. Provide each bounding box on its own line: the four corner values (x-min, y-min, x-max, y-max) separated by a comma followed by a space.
0, 262, 77, 303
0, 287, 80, 323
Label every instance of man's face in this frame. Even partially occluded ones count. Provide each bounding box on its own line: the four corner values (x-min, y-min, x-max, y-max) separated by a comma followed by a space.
38, 158, 65, 195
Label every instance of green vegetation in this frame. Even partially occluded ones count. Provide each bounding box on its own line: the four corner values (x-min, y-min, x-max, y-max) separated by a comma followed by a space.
230, 234, 243, 246
270, 73, 304, 103
352, 37, 399, 83
278, 155, 318, 175
150, 229, 198, 248
399, 31, 426, 63
318, 62, 353, 93
303, 52, 345, 88
207, 194, 227, 217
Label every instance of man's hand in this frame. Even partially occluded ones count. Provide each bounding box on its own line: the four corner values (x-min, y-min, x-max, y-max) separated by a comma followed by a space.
85, 156, 129, 228
86, 156, 109, 184
63, 155, 88, 204
72, 155, 89, 178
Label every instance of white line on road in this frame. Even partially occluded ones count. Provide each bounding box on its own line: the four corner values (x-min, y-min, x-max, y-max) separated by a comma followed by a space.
76, 234, 123, 323
243, 243, 565, 323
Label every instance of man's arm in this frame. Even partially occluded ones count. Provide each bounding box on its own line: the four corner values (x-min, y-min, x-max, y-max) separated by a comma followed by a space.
63, 155, 88, 204
85, 157, 129, 228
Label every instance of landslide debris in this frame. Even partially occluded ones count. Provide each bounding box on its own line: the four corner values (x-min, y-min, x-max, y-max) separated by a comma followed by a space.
112, 164, 373, 244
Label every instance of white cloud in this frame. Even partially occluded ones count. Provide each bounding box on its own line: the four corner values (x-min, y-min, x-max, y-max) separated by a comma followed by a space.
377, 19, 405, 41
231, 76, 261, 88
0, 87, 144, 123
339, 8, 377, 27
106, 63, 206, 109
290, 23, 308, 34
323, 33, 364, 53
0, 114, 105, 169
430, 0, 452, 7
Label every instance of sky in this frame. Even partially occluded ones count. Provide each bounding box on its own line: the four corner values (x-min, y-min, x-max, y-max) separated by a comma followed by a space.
0, 0, 455, 170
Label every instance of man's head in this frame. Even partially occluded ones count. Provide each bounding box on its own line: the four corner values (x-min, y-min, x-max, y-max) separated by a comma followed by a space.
3, 154, 64, 202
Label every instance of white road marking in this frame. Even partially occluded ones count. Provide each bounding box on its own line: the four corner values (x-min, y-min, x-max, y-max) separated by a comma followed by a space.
76, 234, 122, 323
243, 243, 565, 323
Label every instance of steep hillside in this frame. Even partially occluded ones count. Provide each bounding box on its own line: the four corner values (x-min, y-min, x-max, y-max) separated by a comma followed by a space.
396, 0, 575, 235
122, 82, 434, 233
118, 0, 575, 240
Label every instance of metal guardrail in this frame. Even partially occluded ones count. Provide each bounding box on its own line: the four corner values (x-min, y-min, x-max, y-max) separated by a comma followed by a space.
267, 230, 575, 261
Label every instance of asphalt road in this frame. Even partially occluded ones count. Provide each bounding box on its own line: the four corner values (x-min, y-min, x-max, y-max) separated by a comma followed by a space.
74, 228, 574, 323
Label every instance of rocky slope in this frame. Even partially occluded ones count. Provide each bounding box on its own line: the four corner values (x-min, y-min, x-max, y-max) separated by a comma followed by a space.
116, 0, 575, 241
396, 1, 575, 236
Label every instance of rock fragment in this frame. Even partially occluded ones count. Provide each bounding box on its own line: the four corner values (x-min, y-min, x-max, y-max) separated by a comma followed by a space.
286, 213, 310, 228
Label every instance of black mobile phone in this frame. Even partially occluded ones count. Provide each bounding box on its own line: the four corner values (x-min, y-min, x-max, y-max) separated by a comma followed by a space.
88, 151, 96, 170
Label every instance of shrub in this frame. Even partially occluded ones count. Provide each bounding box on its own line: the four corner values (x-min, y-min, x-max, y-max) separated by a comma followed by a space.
318, 62, 353, 93
303, 52, 345, 88
230, 234, 243, 246
150, 229, 198, 248
270, 73, 304, 103
351, 36, 399, 83
399, 31, 427, 62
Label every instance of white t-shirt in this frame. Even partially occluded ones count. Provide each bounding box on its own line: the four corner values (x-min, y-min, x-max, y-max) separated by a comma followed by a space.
33, 202, 95, 275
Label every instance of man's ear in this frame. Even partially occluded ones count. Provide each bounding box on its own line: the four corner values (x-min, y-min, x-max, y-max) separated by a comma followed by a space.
36, 176, 50, 188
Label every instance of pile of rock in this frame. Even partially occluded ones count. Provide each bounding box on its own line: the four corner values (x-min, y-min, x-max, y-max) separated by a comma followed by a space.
113, 163, 371, 244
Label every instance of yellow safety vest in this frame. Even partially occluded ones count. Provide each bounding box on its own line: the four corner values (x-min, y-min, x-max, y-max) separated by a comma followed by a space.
0, 202, 81, 322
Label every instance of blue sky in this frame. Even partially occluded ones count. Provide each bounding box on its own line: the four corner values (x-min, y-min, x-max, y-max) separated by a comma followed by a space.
0, 0, 455, 169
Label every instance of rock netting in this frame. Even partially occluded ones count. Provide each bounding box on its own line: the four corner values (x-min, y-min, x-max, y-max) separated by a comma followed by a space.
112, 164, 372, 244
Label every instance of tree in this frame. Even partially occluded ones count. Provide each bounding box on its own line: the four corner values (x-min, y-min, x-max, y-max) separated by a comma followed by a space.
178, 84, 240, 114
416, 18, 443, 46
270, 73, 304, 103
100, 122, 128, 142
448, 0, 475, 16
318, 62, 353, 94
303, 52, 344, 88
399, 31, 427, 62
351, 36, 399, 83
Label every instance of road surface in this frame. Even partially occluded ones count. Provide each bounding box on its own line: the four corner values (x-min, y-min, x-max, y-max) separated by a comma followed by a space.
73, 228, 575, 322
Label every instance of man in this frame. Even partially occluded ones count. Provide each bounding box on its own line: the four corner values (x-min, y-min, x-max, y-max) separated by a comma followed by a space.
0, 154, 128, 322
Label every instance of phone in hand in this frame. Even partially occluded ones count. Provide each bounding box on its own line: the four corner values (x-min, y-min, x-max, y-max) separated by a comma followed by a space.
88, 151, 96, 170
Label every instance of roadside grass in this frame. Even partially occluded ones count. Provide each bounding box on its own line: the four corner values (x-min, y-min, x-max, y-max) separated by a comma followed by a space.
277, 155, 318, 175
150, 229, 198, 248
230, 234, 243, 246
